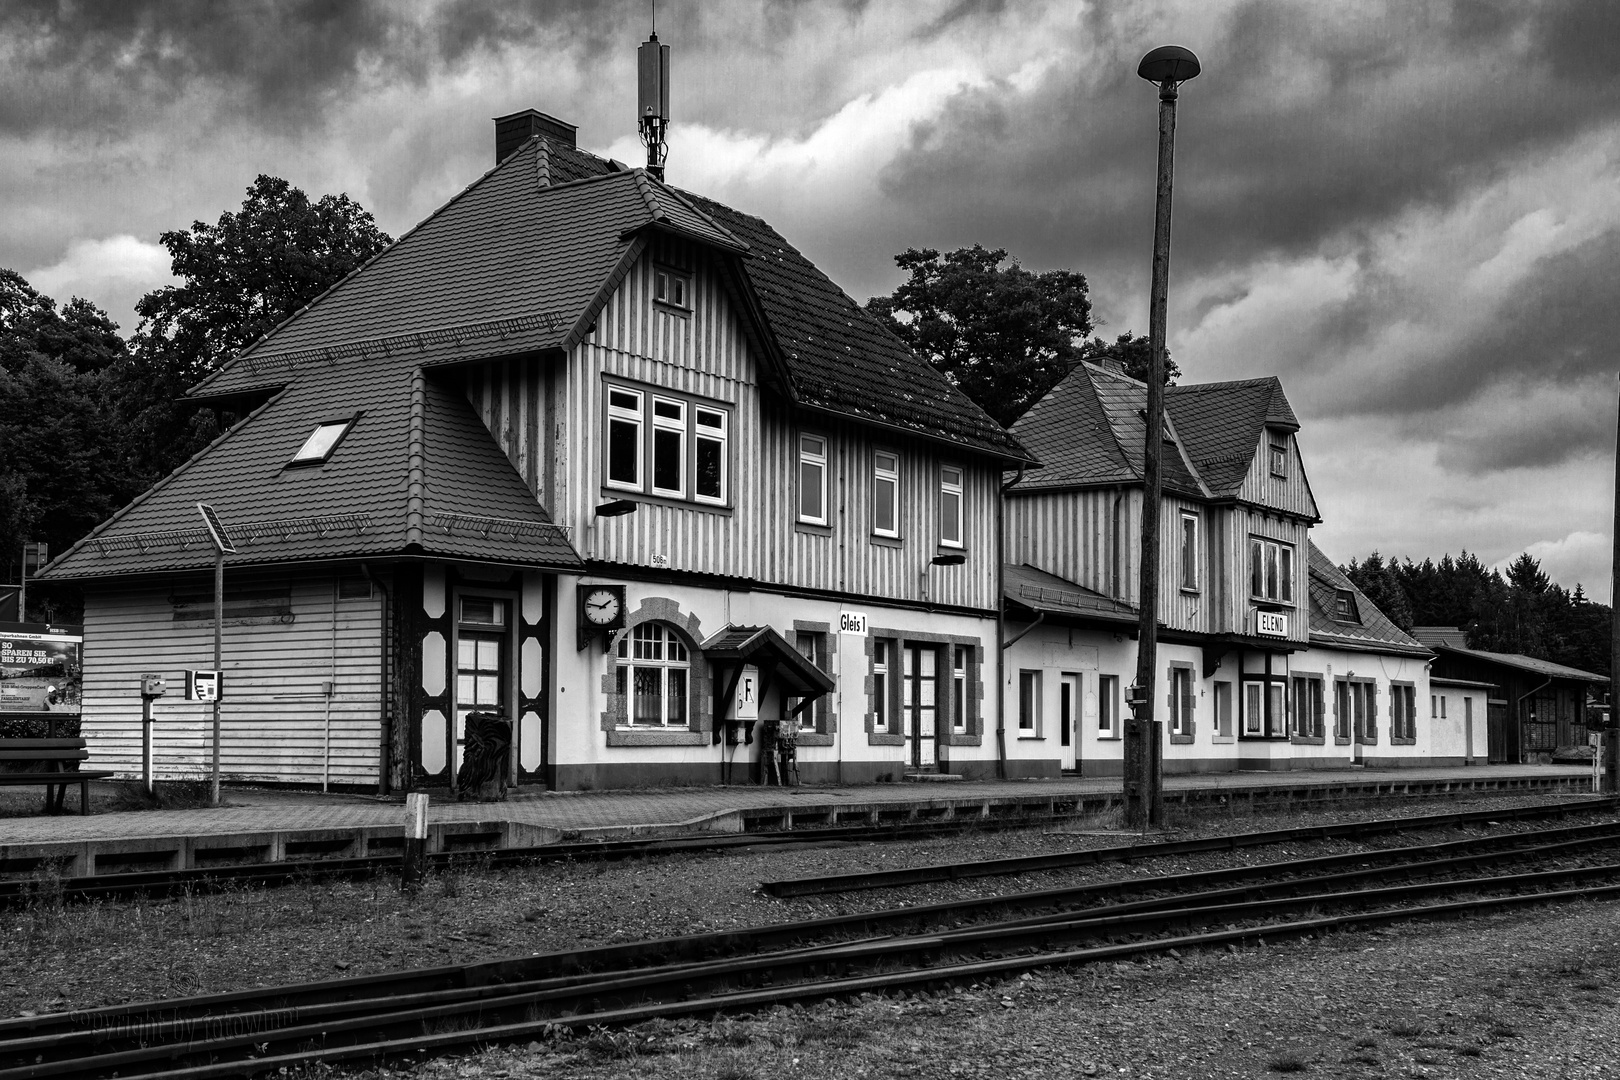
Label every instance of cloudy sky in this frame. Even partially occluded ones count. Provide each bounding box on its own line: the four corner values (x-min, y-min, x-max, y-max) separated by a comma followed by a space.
4, 0, 1618, 599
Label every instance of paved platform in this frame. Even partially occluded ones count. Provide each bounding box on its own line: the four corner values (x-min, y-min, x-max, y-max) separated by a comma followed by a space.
0, 764, 1601, 876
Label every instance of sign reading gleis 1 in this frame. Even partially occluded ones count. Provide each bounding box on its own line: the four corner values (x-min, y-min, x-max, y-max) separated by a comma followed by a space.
1256, 611, 1290, 637
838, 611, 868, 635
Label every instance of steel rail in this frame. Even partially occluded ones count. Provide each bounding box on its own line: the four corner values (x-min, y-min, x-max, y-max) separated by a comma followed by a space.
8, 863, 1620, 1080
6, 815, 1620, 1053
759, 796, 1620, 896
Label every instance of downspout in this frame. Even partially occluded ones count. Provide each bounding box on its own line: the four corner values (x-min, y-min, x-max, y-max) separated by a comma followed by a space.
361, 562, 392, 794
995, 463, 1027, 781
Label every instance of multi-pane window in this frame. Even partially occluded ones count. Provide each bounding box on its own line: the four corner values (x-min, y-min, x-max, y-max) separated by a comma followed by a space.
1214, 681, 1233, 738
798, 434, 827, 525
1249, 537, 1295, 604
1018, 670, 1041, 733
456, 597, 507, 731
793, 630, 830, 732
653, 267, 690, 309
1180, 512, 1199, 592
606, 387, 644, 489
615, 623, 689, 727
940, 466, 964, 548
1290, 675, 1324, 738
952, 645, 969, 733
1098, 674, 1119, 737
694, 407, 726, 504
873, 450, 900, 537
1338, 678, 1376, 741
1269, 440, 1287, 478
1244, 681, 1287, 737
651, 397, 686, 497
1336, 680, 1352, 740
603, 382, 729, 506
1169, 667, 1195, 737
872, 639, 893, 733
1391, 684, 1417, 740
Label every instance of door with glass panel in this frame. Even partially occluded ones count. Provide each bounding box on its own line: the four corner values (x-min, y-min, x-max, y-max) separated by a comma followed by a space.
1059, 674, 1081, 771
902, 644, 938, 769
455, 597, 510, 776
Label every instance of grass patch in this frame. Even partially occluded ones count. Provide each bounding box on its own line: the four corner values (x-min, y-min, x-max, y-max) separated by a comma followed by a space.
106, 781, 216, 812
1267, 1051, 1309, 1072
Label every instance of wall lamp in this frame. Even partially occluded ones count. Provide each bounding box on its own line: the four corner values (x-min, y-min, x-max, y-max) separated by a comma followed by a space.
930, 553, 967, 566
595, 499, 639, 518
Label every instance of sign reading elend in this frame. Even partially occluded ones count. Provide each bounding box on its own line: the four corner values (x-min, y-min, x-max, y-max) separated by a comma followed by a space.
1256, 611, 1289, 638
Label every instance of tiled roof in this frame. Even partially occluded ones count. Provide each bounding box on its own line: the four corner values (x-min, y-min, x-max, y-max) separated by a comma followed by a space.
1421, 641, 1608, 683
1166, 377, 1298, 497
698, 624, 835, 695
1306, 543, 1429, 656
38, 364, 581, 580
1011, 363, 1202, 495
677, 193, 1032, 462
1003, 563, 1137, 625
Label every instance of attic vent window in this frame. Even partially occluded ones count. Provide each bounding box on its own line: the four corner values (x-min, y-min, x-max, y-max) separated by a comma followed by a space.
653, 268, 690, 310
289, 416, 358, 467
1334, 589, 1360, 623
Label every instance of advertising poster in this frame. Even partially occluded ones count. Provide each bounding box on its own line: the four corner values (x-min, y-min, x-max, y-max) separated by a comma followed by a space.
0, 625, 83, 713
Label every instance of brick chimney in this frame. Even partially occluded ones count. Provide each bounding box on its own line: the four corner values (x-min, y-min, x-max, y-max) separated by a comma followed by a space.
494, 109, 577, 164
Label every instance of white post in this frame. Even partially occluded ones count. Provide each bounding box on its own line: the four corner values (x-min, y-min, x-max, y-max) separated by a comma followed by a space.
402, 792, 430, 891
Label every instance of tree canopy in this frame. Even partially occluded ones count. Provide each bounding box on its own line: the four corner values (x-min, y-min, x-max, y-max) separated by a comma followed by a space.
2, 175, 392, 622
1076, 330, 1180, 385
865, 245, 1093, 427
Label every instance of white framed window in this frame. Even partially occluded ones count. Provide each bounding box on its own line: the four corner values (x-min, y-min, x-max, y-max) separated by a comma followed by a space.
1179, 511, 1199, 592
653, 267, 690, 310
1391, 684, 1417, 740
1098, 674, 1119, 737
1290, 675, 1324, 738
798, 434, 828, 525
289, 414, 359, 467
603, 380, 730, 507
695, 406, 727, 504
1249, 537, 1295, 604
952, 645, 968, 733
615, 622, 689, 727
873, 450, 900, 537
1214, 681, 1233, 738
872, 638, 893, 733
1244, 683, 1263, 736
1269, 440, 1287, 478
1018, 670, 1041, 734
650, 396, 686, 497
606, 386, 643, 490
940, 465, 964, 548
1168, 666, 1195, 737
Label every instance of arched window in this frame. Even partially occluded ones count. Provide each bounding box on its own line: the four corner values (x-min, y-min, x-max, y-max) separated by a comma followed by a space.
616, 622, 690, 726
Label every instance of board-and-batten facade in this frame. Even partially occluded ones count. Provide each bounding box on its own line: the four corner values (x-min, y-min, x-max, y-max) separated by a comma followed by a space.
1000, 362, 1440, 776
39, 111, 1031, 791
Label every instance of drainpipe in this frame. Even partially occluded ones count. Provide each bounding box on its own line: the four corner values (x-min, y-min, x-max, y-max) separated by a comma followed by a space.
994, 464, 1027, 781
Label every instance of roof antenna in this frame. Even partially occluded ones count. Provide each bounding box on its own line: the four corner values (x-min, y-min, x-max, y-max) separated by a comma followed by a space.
638, 8, 670, 181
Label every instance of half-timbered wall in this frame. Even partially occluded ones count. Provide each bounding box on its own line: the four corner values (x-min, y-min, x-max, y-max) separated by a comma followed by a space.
80, 568, 385, 786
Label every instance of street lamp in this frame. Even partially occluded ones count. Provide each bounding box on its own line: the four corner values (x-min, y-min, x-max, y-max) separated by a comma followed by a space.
1126, 45, 1200, 831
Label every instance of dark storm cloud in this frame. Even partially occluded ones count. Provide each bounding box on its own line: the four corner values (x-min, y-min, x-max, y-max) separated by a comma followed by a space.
877, 1, 1620, 279
0, 0, 631, 137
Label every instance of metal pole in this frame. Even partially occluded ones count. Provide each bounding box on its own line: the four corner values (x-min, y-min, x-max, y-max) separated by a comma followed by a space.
1127, 77, 1180, 830
16, 544, 24, 621
212, 548, 223, 807
1608, 376, 1620, 793
142, 694, 154, 795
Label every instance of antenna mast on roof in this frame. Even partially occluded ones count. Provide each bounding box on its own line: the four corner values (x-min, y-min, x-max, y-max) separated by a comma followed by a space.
638, 14, 670, 181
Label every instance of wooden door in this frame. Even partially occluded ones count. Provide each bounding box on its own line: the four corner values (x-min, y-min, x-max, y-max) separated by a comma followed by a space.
1059, 674, 1080, 771
903, 644, 938, 769
1487, 700, 1508, 763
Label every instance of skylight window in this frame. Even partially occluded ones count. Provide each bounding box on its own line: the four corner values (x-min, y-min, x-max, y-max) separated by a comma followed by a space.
289, 416, 358, 467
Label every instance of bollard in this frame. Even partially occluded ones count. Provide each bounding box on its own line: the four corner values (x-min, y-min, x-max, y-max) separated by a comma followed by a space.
402, 792, 429, 892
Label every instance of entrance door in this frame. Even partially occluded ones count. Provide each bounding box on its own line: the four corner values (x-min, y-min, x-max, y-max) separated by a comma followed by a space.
455, 597, 510, 780
1350, 682, 1368, 764
1487, 699, 1508, 763
903, 644, 938, 769
1059, 674, 1080, 772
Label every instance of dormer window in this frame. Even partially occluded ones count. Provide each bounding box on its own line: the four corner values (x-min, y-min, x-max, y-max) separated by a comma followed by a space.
288, 415, 358, 468
1333, 589, 1360, 623
1269, 439, 1287, 478
653, 267, 690, 310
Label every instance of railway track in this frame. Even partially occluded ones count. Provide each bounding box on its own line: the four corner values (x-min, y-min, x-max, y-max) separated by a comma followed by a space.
4, 809, 1620, 1079
6, 794, 1613, 910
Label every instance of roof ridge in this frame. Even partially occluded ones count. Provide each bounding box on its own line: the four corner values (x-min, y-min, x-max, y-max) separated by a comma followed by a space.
38, 387, 290, 577
193, 137, 545, 397
534, 138, 550, 188
648, 179, 749, 251
630, 169, 666, 223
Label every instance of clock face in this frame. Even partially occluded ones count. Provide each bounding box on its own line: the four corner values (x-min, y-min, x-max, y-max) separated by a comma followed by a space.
582, 588, 622, 626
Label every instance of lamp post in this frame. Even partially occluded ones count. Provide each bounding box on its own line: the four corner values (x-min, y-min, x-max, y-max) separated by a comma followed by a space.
1125, 45, 1201, 831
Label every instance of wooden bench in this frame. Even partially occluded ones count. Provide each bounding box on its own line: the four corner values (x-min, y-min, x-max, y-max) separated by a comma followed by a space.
0, 738, 116, 815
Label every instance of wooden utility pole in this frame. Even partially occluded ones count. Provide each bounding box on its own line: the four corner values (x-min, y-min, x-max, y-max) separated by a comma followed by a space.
1127, 46, 1200, 830
1608, 377, 1620, 792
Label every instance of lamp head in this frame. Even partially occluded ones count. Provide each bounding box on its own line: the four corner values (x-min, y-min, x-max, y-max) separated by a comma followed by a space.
1137, 45, 1201, 86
